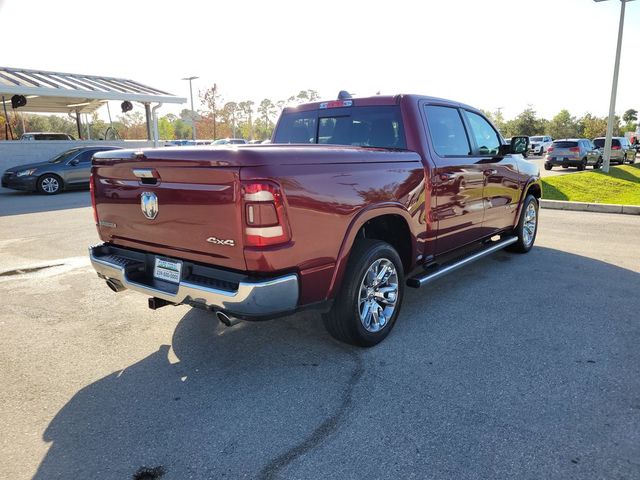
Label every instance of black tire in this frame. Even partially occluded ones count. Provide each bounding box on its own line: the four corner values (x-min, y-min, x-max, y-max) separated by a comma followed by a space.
562, 165, 569, 169
577, 159, 586, 171
507, 194, 539, 254
322, 239, 404, 347
37, 174, 63, 195
539, 147, 545, 157
544, 163, 552, 171
594, 157, 602, 169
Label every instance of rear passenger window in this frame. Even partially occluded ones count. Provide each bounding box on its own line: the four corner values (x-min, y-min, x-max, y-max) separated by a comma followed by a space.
424, 105, 471, 156
465, 111, 500, 156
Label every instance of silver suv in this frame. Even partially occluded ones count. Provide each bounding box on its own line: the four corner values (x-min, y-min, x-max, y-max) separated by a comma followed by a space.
544, 139, 601, 171
593, 137, 636, 165
529, 135, 553, 156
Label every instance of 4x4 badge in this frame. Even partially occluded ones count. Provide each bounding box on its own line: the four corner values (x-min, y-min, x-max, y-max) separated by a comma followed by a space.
206, 237, 235, 247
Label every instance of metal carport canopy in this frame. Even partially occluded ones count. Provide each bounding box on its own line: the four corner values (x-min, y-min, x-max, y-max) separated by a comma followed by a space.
0, 66, 186, 114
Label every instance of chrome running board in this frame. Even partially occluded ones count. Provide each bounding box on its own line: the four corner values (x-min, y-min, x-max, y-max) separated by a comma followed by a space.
407, 236, 518, 288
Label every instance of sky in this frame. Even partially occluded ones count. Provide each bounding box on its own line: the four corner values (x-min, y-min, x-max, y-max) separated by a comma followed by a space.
0, 0, 639, 121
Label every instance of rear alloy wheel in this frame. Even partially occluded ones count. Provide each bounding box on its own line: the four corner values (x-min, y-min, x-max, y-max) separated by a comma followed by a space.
507, 194, 538, 254
322, 239, 404, 347
577, 159, 586, 171
37, 174, 62, 195
544, 163, 552, 171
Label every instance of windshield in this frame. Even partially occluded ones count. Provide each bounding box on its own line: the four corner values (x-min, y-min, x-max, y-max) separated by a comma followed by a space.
48, 149, 81, 163
530, 136, 544, 142
274, 106, 406, 149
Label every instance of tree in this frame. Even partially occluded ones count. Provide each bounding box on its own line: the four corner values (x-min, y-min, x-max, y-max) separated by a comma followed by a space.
221, 102, 240, 138
622, 108, 638, 134
546, 109, 580, 139
622, 109, 637, 123
237, 100, 255, 140
580, 113, 608, 139
158, 116, 175, 140
201, 84, 222, 139
256, 99, 277, 140
509, 107, 545, 137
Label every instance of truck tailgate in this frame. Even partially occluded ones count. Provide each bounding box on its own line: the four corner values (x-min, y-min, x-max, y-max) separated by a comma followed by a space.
92, 151, 245, 270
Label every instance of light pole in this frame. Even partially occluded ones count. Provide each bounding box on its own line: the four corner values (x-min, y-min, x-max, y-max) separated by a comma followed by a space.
593, 0, 635, 172
181, 76, 199, 140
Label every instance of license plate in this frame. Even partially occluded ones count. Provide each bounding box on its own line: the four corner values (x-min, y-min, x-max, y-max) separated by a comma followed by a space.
153, 257, 182, 283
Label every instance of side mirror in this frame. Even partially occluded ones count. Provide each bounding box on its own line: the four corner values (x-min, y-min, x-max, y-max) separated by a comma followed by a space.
510, 136, 529, 155
69, 159, 80, 166
498, 136, 529, 156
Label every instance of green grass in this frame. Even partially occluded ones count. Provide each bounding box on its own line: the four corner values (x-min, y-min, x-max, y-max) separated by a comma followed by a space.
541, 164, 640, 206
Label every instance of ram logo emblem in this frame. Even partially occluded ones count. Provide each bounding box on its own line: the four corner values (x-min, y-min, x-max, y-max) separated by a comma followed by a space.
140, 192, 158, 220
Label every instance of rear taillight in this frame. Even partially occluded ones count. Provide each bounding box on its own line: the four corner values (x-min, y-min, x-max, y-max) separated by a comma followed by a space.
547, 147, 554, 153
242, 181, 290, 247
612, 145, 621, 150
89, 172, 98, 225
569, 147, 580, 153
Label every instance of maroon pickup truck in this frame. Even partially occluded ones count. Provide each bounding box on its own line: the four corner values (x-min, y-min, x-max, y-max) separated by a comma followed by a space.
89, 94, 540, 346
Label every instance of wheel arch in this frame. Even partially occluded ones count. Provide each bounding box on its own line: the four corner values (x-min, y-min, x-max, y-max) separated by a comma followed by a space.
513, 180, 541, 228
326, 204, 417, 300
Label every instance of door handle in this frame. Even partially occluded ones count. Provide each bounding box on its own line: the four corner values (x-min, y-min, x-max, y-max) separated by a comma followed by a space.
483, 169, 498, 176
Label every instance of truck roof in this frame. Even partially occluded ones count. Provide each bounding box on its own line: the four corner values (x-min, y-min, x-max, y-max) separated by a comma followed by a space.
285, 94, 479, 114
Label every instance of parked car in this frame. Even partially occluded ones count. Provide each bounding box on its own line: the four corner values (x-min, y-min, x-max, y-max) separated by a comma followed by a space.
528, 135, 553, 156
544, 139, 601, 170
212, 138, 247, 145
592, 137, 636, 165
89, 93, 540, 347
20, 132, 75, 141
2, 146, 121, 194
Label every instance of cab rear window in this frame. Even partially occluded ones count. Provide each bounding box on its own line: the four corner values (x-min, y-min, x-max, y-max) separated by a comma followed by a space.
274, 106, 406, 149
593, 138, 620, 148
552, 141, 578, 148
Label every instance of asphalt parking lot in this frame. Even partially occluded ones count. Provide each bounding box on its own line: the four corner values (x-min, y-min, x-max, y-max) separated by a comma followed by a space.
1, 190, 639, 480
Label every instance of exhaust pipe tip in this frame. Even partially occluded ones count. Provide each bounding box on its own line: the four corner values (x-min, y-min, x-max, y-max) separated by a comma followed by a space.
216, 311, 240, 327
105, 278, 125, 293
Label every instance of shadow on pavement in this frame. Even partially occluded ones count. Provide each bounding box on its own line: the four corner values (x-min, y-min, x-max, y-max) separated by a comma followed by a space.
0, 188, 91, 216
33, 309, 361, 480
33, 247, 640, 479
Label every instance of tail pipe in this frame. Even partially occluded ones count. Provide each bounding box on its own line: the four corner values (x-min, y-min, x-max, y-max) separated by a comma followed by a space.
216, 311, 241, 327
105, 278, 125, 293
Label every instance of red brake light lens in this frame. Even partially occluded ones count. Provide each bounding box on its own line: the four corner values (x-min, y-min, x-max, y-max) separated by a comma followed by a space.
547, 147, 554, 153
242, 181, 290, 247
612, 145, 621, 150
569, 147, 580, 153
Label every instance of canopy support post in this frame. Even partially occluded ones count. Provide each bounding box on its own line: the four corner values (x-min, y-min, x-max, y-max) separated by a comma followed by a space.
144, 102, 152, 140
75, 108, 82, 140
151, 102, 163, 148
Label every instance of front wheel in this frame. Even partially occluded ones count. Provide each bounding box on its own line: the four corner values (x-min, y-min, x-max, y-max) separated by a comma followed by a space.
594, 157, 602, 169
322, 239, 404, 347
507, 194, 539, 254
37, 174, 63, 195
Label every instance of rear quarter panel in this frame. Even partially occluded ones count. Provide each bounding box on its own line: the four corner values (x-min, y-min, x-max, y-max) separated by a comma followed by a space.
241, 156, 426, 304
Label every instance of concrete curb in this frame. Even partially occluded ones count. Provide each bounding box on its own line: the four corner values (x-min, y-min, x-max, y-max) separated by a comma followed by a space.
540, 199, 640, 215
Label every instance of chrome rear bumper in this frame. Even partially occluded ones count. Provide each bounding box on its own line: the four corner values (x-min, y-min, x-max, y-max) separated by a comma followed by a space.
89, 244, 299, 318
